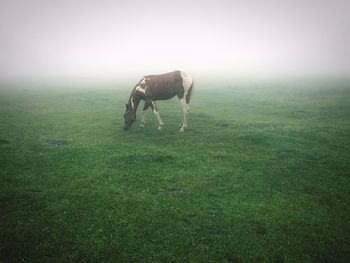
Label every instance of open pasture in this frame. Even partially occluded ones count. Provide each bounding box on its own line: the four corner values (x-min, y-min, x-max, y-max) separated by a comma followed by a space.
0, 81, 349, 262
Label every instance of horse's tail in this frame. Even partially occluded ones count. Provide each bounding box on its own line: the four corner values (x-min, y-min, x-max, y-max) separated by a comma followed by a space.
186, 80, 194, 104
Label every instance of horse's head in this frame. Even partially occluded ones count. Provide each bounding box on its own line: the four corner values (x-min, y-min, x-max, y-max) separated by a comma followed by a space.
123, 103, 136, 129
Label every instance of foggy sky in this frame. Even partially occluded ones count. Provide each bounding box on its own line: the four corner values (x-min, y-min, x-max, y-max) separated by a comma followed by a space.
0, 0, 349, 80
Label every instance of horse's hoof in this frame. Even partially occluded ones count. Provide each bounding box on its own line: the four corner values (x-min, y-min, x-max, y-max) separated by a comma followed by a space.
158, 126, 162, 130
140, 124, 145, 128
179, 128, 184, 132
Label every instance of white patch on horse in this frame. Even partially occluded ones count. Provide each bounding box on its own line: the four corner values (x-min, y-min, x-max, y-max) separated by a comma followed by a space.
179, 71, 192, 131
136, 86, 146, 94
131, 97, 134, 108
180, 71, 193, 99
140, 78, 146, 84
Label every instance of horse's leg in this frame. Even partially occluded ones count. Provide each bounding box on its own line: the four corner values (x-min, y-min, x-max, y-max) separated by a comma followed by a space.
140, 102, 149, 128
179, 98, 189, 132
184, 101, 190, 128
149, 100, 164, 130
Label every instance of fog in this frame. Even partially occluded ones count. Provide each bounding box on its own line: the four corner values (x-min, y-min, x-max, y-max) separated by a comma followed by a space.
1, 0, 349, 82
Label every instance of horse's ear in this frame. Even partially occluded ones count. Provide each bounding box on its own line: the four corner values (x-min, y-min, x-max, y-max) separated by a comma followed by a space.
125, 103, 129, 109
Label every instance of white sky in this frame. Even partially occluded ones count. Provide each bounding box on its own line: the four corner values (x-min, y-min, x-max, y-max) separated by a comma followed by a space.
0, 0, 349, 80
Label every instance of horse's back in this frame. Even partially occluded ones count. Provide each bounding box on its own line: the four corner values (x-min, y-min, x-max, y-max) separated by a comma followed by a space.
144, 71, 184, 100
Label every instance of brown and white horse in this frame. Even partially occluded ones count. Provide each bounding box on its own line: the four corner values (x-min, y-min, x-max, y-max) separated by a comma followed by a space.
123, 70, 194, 132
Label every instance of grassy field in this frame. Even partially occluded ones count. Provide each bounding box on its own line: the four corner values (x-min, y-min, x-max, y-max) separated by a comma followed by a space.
1, 80, 350, 262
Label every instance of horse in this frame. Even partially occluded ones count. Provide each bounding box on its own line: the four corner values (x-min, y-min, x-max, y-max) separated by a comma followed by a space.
123, 70, 194, 132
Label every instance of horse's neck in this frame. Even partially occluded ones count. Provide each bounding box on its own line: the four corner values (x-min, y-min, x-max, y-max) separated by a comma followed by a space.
129, 91, 142, 110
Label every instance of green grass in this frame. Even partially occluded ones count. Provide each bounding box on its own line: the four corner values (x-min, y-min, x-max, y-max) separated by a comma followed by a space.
1, 81, 350, 262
